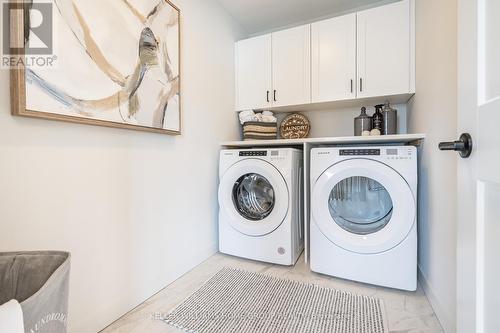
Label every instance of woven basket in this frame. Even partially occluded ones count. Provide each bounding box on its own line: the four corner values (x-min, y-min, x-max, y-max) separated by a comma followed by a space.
242, 121, 277, 141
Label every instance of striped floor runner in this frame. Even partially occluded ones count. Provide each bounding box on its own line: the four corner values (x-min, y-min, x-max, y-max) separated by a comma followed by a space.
164, 268, 388, 333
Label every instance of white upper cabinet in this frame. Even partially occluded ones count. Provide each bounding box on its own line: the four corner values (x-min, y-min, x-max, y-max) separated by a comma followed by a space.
235, 35, 272, 111
312, 13, 357, 103
272, 25, 311, 108
235, 25, 311, 111
234, 0, 415, 111
357, 0, 412, 98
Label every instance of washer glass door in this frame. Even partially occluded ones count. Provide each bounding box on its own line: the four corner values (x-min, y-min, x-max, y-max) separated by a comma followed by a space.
219, 158, 289, 236
328, 176, 393, 235
233, 173, 275, 221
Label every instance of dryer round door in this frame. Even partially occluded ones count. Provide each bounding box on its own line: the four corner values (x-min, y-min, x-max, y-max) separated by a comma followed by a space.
312, 159, 416, 254
219, 159, 289, 236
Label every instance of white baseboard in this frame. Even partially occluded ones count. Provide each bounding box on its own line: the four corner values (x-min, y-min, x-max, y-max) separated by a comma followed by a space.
418, 266, 456, 333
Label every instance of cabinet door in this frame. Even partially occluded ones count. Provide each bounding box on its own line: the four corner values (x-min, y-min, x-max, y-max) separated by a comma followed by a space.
271, 25, 311, 108
235, 35, 272, 111
357, 0, 411, 98
312, 13, 356, 103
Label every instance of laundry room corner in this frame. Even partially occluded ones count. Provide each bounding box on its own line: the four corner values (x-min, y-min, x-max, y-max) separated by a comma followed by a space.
0, 0, 246, 332
407, 0, 458, 331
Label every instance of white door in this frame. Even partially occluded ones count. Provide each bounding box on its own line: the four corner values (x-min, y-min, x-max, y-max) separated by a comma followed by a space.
357, 0, 411, 98
312, 13, 356, 103
235, 35, 272, 111
271, 25, 311, 108
456, 0, 500, 332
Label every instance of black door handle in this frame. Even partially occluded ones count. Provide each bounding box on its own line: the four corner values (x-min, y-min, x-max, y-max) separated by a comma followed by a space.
266, 91, 269, 103
439, 133, 473, 158
273, 90, 277, 102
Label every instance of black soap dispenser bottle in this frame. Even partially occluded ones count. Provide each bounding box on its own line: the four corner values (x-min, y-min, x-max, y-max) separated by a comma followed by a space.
372, 104, 384, 134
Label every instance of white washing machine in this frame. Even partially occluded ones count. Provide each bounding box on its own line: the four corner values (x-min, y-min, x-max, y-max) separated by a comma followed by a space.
218, 148, 303, 265
310, 146, 417, 291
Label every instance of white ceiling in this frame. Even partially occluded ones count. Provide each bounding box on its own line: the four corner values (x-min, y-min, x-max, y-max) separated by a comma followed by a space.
216, 0, 386, 35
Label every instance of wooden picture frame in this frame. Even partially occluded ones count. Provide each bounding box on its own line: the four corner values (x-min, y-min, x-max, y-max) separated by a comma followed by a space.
10, 0, 181, 135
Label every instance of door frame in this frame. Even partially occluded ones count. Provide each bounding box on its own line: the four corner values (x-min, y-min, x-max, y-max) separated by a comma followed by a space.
457, 0, 479, 331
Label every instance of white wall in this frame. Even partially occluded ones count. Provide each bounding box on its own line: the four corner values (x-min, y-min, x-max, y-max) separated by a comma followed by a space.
0, 1, 244, 332
407, 0, 458, 331
276, 104, 407, 138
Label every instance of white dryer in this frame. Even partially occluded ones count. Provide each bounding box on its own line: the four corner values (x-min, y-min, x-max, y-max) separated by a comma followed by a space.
310, 146, 417, 291
218, 148, 303, 265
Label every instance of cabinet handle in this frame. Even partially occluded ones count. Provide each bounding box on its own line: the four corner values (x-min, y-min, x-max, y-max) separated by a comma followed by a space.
350, 79, 353, 93
266, 91, 270, 103
273, 90, 277, 102
360, 78, 363, 92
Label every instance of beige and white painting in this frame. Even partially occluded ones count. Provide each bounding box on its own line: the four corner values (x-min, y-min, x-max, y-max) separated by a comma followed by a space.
14, 0, 181, 134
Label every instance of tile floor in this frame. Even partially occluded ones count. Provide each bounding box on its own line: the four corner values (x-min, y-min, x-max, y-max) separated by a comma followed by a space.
101, 253, 443, 333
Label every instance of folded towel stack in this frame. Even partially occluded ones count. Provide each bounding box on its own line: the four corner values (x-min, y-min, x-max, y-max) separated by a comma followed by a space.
239, 110, 277, 124
239, 110, 277, 141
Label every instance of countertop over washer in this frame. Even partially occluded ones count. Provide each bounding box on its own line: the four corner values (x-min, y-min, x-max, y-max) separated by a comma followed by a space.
221, 134, 426, 148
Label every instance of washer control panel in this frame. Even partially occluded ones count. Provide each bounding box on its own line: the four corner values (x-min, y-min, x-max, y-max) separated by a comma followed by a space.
340, 149, 381, 156
239, 151, 267, 157
385, 148, 415, 160
334, 147, 415, 160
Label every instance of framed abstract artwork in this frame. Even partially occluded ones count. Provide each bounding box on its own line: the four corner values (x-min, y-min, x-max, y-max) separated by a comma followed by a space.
9, 0, 181, 135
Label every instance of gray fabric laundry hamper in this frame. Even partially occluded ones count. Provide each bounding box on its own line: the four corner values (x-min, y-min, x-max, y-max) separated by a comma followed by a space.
0, 251, 70, 333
